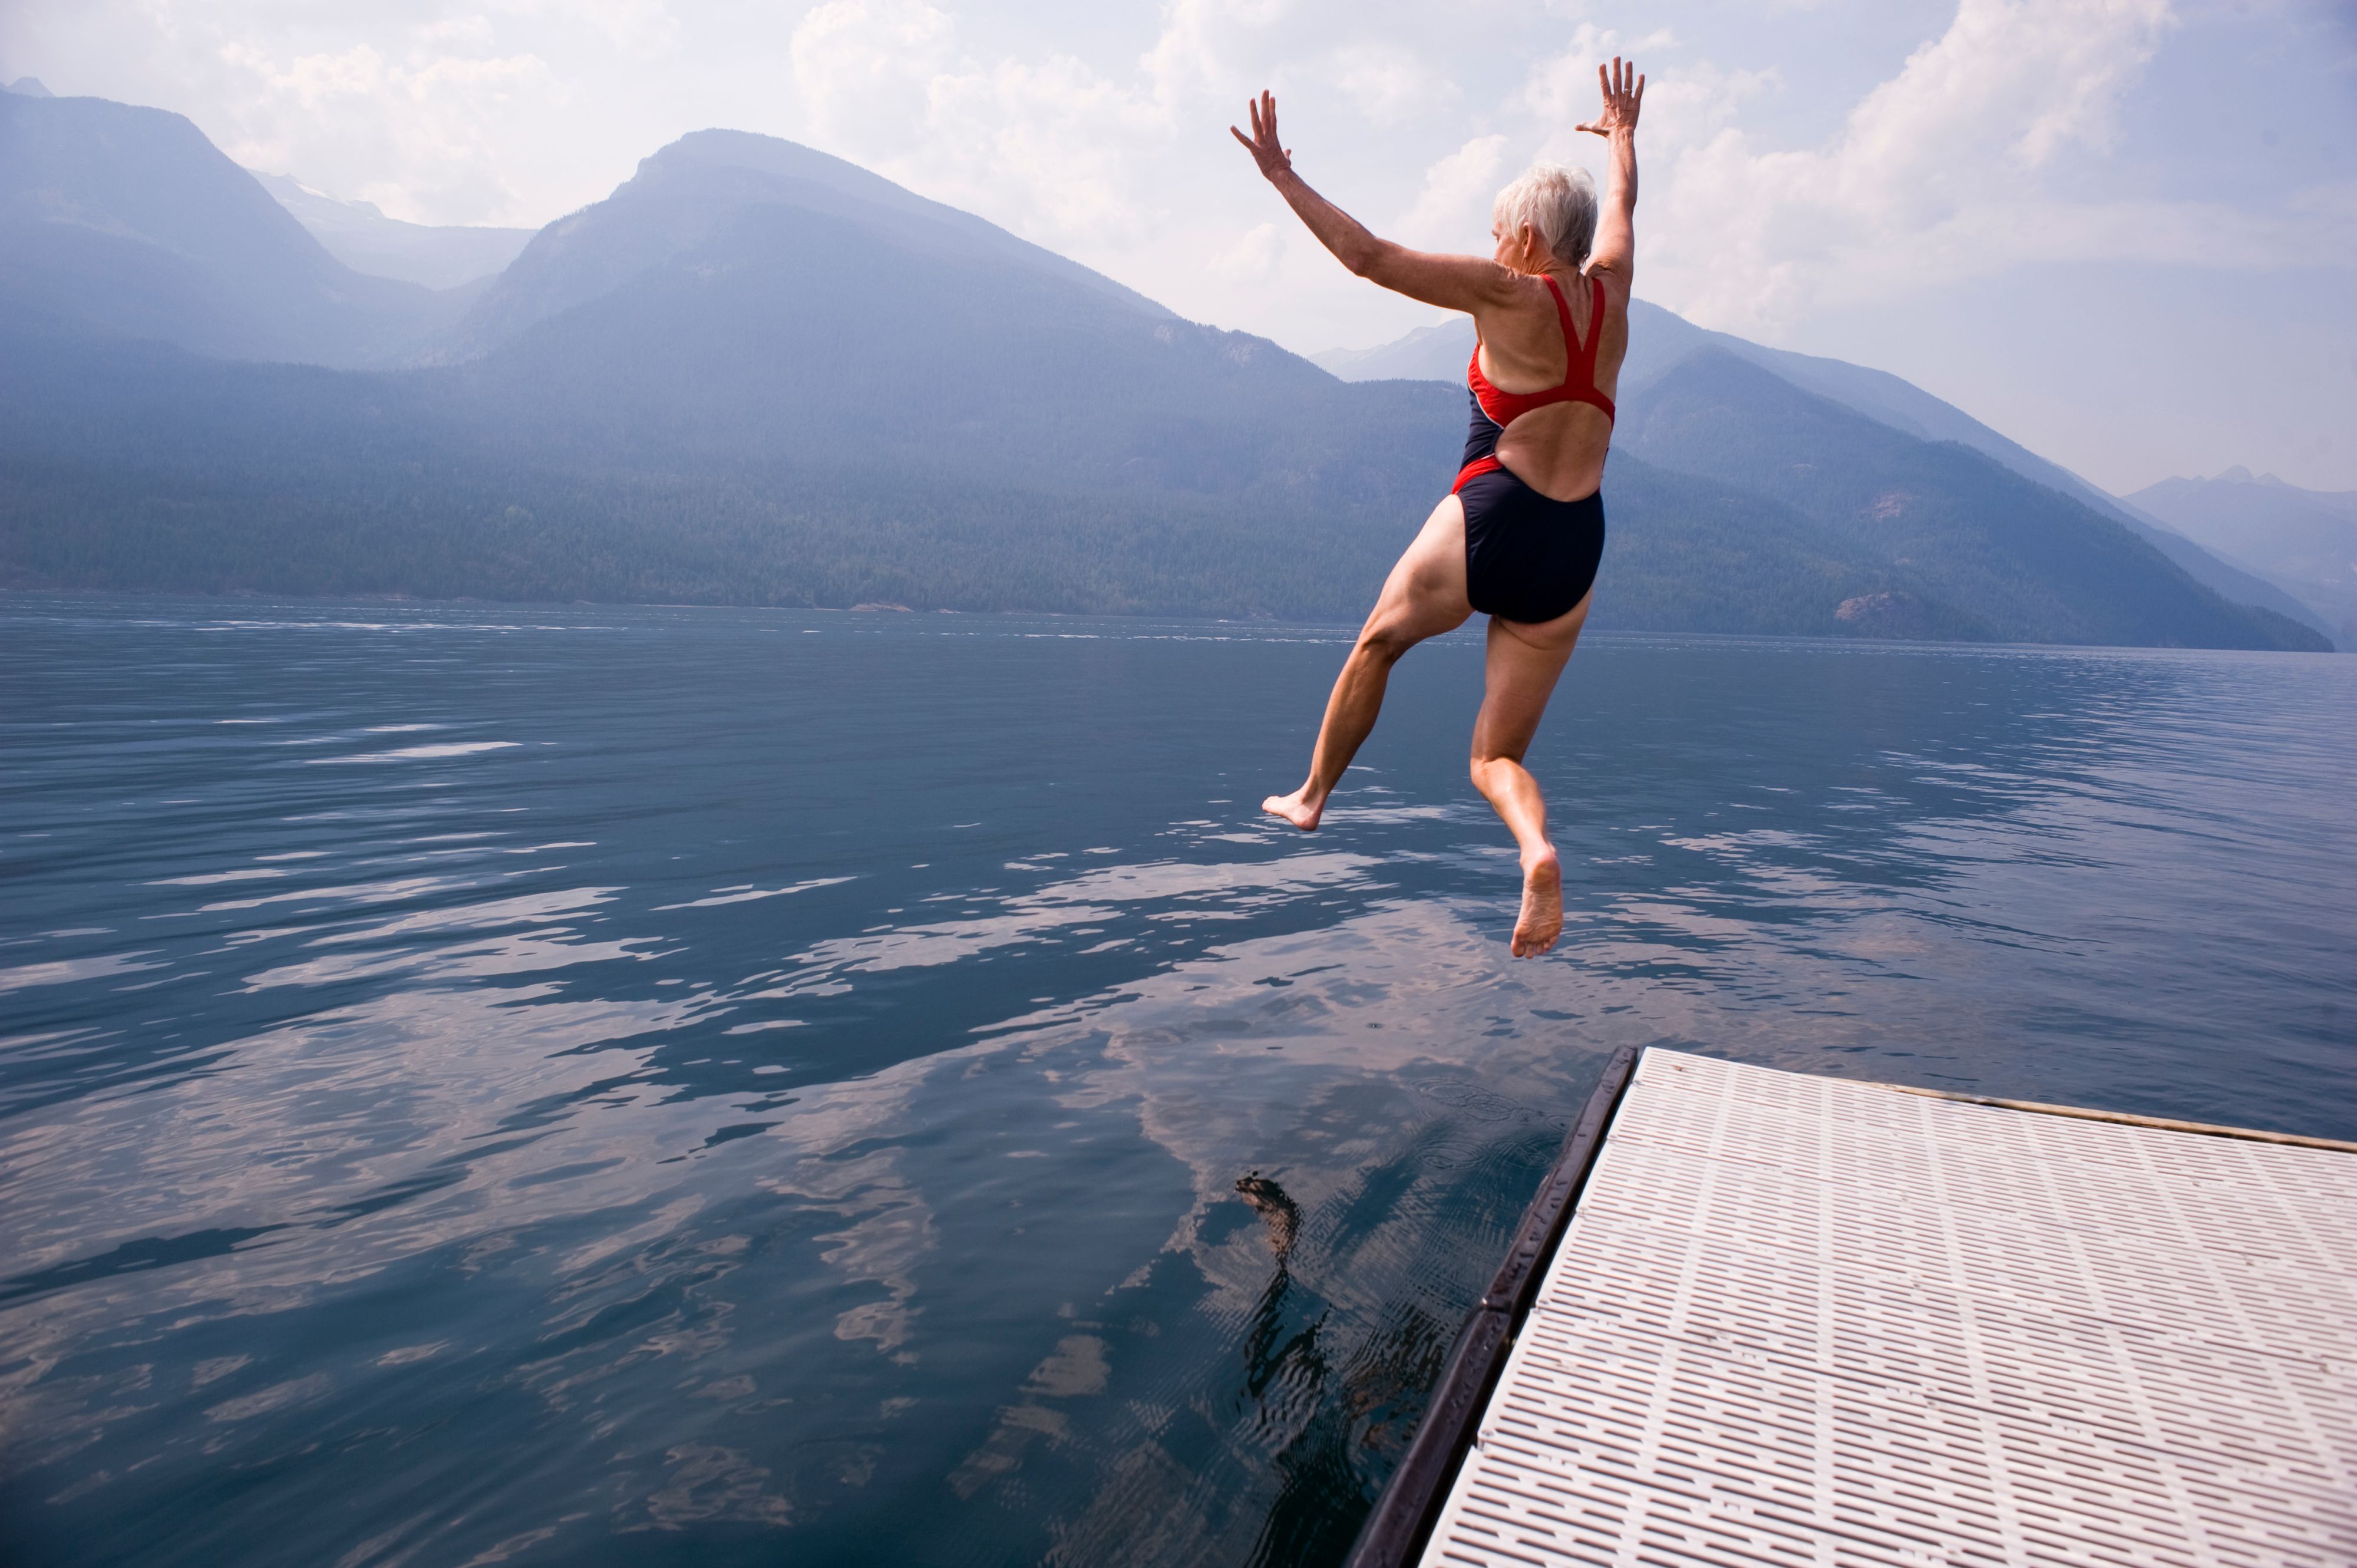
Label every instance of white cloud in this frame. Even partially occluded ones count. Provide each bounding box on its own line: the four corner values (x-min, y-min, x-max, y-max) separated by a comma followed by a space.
1513, 24, 1681, 136
1623, 0, 2213, 331
788, 0, 1171, 246
1209, 219, 1283, 280
790, 0, 958, 159
1395, 133, 1509, 249
1140, 0, 1285, 109
503, 0, 680, 52
212, 38, 563, 225
1329, 42, 1451, 124
924, 54, 1164, 240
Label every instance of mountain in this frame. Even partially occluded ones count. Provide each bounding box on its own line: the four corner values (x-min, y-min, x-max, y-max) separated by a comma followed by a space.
1582, 457, 1988, 640
0, 123, 1464, 619
1617, 351, 2322, 649
249, 171, 535, 290
0, 90, 463, 366
0, 93, 2329, 650
447, 130, 1170, 361
2130, 470, 2357, 646
434, 131, 1450, 516
2099, 508, 2336, 647
1315, 305, 2338, 646
1309, 319, 1471, 382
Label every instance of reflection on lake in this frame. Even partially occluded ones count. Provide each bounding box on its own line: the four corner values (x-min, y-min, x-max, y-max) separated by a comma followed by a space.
2, 598, 2351, 1567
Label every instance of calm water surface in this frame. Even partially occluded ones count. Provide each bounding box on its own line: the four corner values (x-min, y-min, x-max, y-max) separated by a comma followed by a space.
2, 597, 2351, 1567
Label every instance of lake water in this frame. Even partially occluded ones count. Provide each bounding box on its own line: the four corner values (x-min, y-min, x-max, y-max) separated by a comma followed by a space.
2, 596, 2351, 1567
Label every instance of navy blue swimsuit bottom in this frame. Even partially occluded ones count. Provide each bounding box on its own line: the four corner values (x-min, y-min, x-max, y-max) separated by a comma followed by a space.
1457, 466, 1606, 625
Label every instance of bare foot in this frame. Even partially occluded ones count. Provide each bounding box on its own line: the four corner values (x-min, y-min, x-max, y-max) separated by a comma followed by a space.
1511, 850, 1562, 958
1262, 787, 1323, 831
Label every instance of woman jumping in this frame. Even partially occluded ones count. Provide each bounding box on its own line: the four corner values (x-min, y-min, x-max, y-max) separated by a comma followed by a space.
1232, 59, 1642, 959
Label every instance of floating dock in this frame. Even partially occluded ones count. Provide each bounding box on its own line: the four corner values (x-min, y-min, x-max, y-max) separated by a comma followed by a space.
1348, 1048, 2357, 1568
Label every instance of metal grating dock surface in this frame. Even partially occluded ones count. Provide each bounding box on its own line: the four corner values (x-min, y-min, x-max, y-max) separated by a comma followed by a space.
1418, 1050, 2357, 1568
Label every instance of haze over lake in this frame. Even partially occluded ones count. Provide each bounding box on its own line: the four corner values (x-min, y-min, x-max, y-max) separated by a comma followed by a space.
4, 596, 2350, 1568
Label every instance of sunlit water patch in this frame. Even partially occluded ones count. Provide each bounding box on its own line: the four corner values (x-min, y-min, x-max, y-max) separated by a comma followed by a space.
2, 597, 2351, 1566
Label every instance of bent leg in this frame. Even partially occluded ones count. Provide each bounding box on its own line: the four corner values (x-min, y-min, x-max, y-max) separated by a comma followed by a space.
1469, 590, 1592, 956
1265, 494, 1473, 830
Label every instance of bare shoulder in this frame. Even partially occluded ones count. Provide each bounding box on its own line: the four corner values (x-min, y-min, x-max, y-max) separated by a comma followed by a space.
1586, 263, 1633, 312
1480, 269, 1565, 325
1364, 245, 1527, 314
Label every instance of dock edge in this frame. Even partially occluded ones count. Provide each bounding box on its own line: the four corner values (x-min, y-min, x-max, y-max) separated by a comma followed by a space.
1341, 1044, 1640, 1568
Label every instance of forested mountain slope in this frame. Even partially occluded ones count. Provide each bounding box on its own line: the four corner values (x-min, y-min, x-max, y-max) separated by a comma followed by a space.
0, 325, 1427, 619
0, 325, 1881, 630
1617, 352, 2319, 649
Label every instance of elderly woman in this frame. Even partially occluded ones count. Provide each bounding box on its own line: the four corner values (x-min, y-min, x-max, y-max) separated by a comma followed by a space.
1232, 60, 1642, 958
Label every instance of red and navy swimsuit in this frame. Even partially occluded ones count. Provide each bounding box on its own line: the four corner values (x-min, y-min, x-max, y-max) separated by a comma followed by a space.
1453, 273, 1614, 624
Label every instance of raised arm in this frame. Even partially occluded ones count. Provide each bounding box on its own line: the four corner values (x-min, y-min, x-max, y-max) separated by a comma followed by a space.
1230, 91, 1519, 314
1576, 58, 1642, 293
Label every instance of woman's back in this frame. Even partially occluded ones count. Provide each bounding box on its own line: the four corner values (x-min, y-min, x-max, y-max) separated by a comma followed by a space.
1470, 269, 1627, 502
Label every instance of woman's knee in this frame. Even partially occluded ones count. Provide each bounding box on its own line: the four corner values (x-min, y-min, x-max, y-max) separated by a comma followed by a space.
1468, 749, 1526, 785
1355, 621, 1421, 664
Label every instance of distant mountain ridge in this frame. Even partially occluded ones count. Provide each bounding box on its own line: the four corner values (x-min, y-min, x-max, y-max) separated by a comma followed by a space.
0, 88, 2328, 652
2130, 470, 2357, 646
0, 90, 466, 367
1309, 319, 1470, 382
248, 172, 535, 290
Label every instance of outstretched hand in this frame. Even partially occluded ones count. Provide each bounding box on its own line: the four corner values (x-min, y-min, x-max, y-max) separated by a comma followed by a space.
1230, 90, 1292, 181
1575, 56, 1643, 137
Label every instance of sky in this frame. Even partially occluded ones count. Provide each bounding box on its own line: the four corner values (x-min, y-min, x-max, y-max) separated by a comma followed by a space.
5, 0, 2355, 494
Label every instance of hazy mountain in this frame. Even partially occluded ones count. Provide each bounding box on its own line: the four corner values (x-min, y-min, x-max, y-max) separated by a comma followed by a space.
0, 96, 2328, 650
250, 171, 534, 290
1617, 350, 2322, 650
446, 130, 1170, 361
0, 90, 464, 366
2101, 509, 2336, 646
437, 134, 1442, 516
5, 78, 52, 98
2130, 469, 2357, 645
1316, 305, 2337, 645
1309, 319, 1471, 382
1618, 315, 2337, 643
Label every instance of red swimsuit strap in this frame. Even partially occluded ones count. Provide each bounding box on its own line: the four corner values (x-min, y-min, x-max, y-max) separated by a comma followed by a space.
1546, 274, 1613, 408
1543, 275, 1582, 374
1467, 275, 1615, 427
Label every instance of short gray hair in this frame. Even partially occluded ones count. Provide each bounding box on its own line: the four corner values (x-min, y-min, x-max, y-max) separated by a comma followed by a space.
1492, 164, 1597, 268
